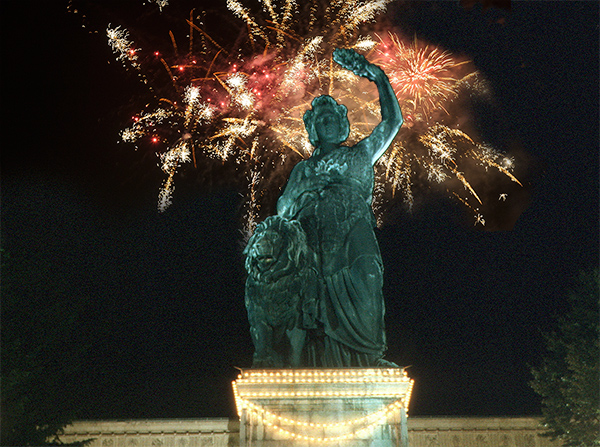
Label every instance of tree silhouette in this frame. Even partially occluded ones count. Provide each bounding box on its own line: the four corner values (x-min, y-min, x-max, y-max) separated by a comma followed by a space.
1, 249, 91, 446
530, 268, 600, 447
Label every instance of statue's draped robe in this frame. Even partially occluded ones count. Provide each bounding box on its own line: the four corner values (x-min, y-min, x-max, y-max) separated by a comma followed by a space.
277, 145, 386, 366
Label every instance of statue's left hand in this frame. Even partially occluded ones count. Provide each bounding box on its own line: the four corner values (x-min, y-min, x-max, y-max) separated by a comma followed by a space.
333, 48, 382, 82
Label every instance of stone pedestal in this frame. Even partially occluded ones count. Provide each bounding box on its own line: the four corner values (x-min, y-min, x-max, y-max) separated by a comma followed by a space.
232, 368, 413, 447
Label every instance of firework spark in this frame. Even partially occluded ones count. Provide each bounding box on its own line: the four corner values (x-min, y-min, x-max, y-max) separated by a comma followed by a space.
107, 25, 141, 69
149, 0, 169, 12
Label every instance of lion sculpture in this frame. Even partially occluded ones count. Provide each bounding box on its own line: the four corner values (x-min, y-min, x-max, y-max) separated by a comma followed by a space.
243, 215, 317, 368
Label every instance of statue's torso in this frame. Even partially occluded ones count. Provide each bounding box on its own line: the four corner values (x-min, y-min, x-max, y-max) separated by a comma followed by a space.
277, 145, 378, 274
278, 145, 374, 213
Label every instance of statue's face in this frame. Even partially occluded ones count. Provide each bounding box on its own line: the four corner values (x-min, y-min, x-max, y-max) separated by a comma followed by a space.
303, 95, 350, 146
315, 109, 344, 144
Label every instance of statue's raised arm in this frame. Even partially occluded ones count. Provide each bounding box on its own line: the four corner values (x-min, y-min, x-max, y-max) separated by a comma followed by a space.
333, 48, 403, 164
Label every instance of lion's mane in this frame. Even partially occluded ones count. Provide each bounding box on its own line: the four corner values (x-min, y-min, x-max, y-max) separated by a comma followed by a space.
244, 215, 308, 285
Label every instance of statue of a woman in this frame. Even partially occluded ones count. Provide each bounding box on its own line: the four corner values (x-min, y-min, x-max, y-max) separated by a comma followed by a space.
276, 48, 403, 367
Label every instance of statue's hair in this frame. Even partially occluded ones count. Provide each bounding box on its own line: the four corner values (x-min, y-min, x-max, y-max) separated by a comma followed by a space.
303, 95, 350, 147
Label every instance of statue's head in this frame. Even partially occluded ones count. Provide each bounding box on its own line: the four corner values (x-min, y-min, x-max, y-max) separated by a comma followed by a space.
303, 95, 350, 147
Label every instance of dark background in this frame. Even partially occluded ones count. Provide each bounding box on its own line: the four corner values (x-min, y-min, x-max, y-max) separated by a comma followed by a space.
2, 1, 598, 419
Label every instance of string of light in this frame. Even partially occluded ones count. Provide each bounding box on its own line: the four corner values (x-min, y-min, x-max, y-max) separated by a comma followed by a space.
239, 376, 409, 384
235, 368, 412, 385
262, 418, 385, 443
240, 368, 409, 379
243, 397, 406, 428
238, 390, 407, 398
238, 397, 406, 442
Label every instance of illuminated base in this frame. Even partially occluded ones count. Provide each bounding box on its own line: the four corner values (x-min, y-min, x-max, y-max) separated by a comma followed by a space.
232, 368, 413, 446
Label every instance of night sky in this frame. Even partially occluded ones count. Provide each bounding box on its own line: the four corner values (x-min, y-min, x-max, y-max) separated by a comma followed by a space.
2, 1, 598, 421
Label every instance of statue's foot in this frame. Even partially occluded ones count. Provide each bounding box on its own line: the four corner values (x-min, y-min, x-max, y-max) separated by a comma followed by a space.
376, 357, 399, 368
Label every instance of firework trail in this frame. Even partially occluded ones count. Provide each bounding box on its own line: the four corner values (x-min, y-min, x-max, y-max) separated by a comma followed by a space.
105, 0, 523, 232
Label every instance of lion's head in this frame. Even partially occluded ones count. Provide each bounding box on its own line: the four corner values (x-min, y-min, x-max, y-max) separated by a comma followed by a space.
244, 216, 308, 284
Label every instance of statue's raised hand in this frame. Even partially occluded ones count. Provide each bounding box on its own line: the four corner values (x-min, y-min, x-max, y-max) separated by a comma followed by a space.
333, 48, 382, 82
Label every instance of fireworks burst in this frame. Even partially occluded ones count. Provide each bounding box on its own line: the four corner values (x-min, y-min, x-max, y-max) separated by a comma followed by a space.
105, 0, 523, 232
375, 32, 471, 122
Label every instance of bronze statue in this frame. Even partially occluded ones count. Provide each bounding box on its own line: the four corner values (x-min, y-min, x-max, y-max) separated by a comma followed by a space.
244, 48, 403, 367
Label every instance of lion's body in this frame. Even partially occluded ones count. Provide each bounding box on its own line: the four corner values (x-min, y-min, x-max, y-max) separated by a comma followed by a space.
245, 276, 302, 329
243, 216, 316, 368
